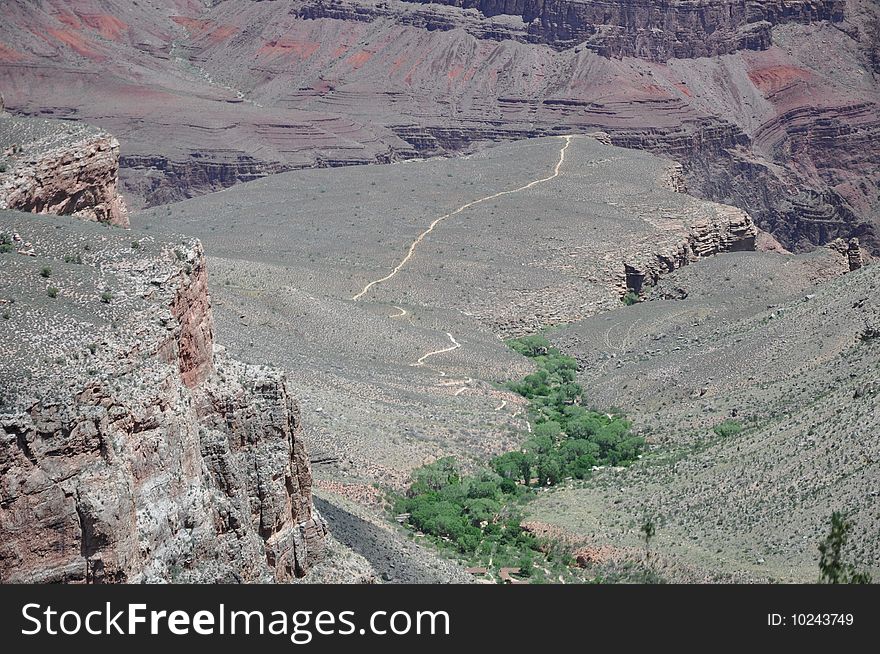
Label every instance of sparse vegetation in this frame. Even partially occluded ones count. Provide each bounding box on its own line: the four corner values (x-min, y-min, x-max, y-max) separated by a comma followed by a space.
713, 419, 743, 438
39, 266, 52, 278
63, 253, 83, 264
622, 291, 640, 306
46, 286, 59, 298
101, 290, 113, 304
818, 511, 872, 584
0, 233, 13, 254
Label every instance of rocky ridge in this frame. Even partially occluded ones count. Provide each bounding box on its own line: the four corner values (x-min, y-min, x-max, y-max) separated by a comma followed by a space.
0, 210, 328, 583
624, 204, 757, 294
0, 110, 128, 227
300, 0, 844, 58
396, 0, 844, 57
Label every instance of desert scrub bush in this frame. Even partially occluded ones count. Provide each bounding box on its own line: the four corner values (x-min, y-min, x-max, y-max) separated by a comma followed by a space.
621, 291, 640, 306
0, 233, 13, 254
63, 253, 82, 264
712, 420, 743, 438
39, 266, 52, 278
131, 240, 140, 249
47, 286, 59, 299
100, 290, 113, 304
818, 511, 872, 584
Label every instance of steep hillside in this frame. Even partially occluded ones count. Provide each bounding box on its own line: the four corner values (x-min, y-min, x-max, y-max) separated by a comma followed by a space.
529, 248, 879, 581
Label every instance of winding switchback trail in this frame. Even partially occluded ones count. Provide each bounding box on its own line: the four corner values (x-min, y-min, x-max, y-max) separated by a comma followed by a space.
352, 135, 576, 301
413, 332, 461, 367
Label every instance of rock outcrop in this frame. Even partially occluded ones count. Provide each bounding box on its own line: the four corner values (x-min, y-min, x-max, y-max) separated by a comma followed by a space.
827, 236, 866, 272
624, 205, 758, 294
0, 211, 327, 583
0, 113, 128, 227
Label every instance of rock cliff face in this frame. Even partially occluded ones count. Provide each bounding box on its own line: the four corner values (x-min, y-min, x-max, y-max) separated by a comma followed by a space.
624, 203, 758, 294
0, 113, 128, 227
0, 211, 327, 583
398, 0, 843, 56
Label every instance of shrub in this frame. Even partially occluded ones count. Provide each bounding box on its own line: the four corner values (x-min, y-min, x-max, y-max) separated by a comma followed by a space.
101, 290, 113, 304
713, 420, 743, 438
47, 286, 59, 298
0, 233, 13, 254
622, 291, 640, 306
819, 511, 872, 584
40, 266, 52, 278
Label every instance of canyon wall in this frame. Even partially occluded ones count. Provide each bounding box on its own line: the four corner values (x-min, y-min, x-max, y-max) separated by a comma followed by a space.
0, 216, 327, 582
0, 113, 128, 227
397, 0, 844, 56
0, 0, 874, 253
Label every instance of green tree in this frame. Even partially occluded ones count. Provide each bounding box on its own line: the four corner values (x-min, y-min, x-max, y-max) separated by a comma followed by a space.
818, 512, 872, 584
536, 455, 562, 486
491, 450, 534, 486
641, 517, 656, 565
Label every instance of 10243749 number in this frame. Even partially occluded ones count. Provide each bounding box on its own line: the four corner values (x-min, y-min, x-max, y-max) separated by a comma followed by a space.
767, 613, 854, 627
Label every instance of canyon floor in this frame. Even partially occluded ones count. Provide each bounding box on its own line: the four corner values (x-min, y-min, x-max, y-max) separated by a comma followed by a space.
131, 136, 878, 582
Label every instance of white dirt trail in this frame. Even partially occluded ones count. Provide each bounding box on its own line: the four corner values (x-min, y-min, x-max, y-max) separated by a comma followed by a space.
413, 332, 461, 367
352, 135, 576, 301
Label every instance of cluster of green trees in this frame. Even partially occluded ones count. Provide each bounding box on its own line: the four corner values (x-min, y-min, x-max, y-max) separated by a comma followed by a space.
499, 335, 644, 484
393, 458, 543, 573
394, 334, 645, 580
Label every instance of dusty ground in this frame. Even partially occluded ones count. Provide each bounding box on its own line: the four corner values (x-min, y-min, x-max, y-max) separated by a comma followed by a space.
529, 252, 879, 582
133, 135, 750, 489
127, 135, 878, 583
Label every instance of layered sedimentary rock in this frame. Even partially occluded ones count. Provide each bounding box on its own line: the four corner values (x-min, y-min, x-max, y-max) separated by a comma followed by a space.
0, 112, 128, 227
303, 0, 843, 57
0, 211, 327, 583
624, 204, 758, 293
0, 0, 875, 254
